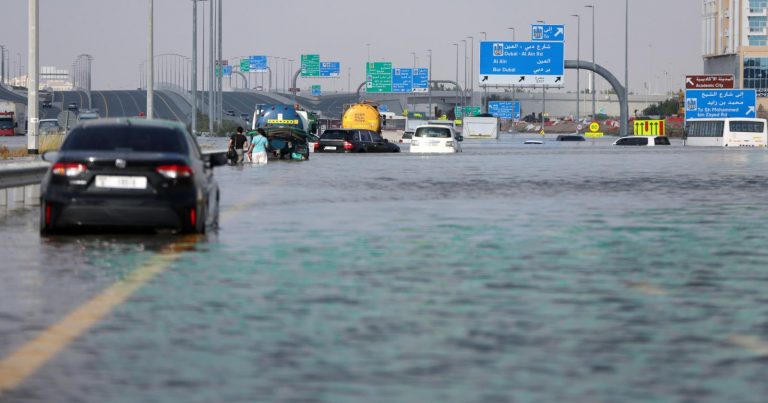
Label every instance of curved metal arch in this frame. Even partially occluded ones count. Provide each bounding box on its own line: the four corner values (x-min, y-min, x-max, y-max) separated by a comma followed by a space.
565, 60, 628, 136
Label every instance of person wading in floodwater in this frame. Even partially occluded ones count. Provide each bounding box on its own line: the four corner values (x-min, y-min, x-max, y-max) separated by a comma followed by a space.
228, 126, 248, 164
248, 128, 269, 165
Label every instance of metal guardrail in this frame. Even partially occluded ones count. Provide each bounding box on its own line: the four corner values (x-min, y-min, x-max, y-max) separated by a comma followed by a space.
0, 162, 49, 190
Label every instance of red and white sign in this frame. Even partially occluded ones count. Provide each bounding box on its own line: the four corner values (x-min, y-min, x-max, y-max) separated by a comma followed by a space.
685, 75, 734, 89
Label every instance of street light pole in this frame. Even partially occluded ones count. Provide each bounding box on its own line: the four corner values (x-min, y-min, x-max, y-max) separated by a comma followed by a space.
208, 0, 214, 133
147, 0, 154, 119
411, 51, 416, 114
479, 32, 487, 111
191, 0, 199, 134
462, 39, 467, 111
571, 14, 581, 124
586, 4, 596, 120
427, 49, 432, 118
467, 36, 474, 107
217, 0, 222, 127
28, 0, 39, 154
366, 43, 371, 63
625, 0, 629, 125
453, 43, 459, 117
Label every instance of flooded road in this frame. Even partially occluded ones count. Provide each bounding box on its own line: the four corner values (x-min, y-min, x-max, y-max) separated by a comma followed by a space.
2, 135, 768, 402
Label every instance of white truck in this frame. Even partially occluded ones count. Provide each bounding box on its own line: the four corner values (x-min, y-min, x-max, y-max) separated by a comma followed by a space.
0, 101, 27, 136
462, 116, 499, 140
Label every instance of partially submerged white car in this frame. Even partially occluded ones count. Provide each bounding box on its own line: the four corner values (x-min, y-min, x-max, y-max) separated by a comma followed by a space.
410, 125, 463, 153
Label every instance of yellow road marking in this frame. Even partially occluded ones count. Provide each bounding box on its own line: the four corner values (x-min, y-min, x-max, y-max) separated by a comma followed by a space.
0, 169, 288, 396
0, 236, 197, 394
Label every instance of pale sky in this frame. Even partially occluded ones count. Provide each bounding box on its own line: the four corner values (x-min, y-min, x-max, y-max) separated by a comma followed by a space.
0, 0, 702, 94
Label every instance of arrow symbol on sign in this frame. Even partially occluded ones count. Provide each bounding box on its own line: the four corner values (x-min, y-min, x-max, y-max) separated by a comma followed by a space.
686, 77, 694, 86
519, 76, 526, 82
555, 27, 564, 37
482, 76, 489, 82
747, 106, 755, 115
555, 76, 562, 83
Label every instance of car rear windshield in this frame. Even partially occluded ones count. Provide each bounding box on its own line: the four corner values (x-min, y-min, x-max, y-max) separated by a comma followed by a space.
321, 130, 349, 140
415, 127, 452, 138
61, 126, 188, 153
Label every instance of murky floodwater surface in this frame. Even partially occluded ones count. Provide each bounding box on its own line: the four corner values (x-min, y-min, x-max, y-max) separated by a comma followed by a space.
1, 136, 768, 402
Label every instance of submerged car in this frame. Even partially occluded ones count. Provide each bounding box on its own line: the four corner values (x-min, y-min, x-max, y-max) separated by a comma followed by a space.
410, 125, 463, 153
555, 135, 586, 142
40, 118, 226, 234
613, 136, 671, 146
315, 128, 400, 153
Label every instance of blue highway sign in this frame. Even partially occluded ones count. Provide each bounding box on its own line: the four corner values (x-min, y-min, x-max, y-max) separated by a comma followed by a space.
684, 89, 757, 120
479, 41, 565, 86
413, 68, 429, 92
320, 62, 341, 77
488, 101, 521, 120
531, 25, 565, 42
249, 56, 268, 72
392, 68, 414, 93
223, 65, 233, 76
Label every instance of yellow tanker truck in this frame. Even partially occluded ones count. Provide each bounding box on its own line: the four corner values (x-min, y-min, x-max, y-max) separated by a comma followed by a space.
341, 102, 381, 133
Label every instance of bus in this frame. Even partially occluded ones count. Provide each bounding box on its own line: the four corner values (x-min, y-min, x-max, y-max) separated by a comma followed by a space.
684, 118, 767, 147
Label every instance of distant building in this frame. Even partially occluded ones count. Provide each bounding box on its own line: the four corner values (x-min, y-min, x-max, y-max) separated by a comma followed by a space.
703, 0, 768, 100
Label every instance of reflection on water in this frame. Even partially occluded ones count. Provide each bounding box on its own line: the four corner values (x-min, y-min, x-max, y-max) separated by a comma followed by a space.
3, 137, 768, 402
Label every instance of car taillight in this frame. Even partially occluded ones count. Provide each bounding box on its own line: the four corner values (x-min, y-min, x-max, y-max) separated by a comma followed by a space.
51, 162, 86, 177
156, 164, 193, 179
189, 208, 196, 226
445, 141, 454, 147
343, 141, 353, 150
314, 142, 320, 152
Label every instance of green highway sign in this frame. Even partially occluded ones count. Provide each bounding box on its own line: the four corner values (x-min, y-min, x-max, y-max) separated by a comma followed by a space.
301, 54, 320, 77
366, 62, 392, 93
240, 58, 250, 73
454, 106, 481, 118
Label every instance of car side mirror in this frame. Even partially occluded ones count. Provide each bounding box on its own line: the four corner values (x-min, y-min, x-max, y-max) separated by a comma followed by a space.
41, 151, 58, 162
383, 138, 389, 143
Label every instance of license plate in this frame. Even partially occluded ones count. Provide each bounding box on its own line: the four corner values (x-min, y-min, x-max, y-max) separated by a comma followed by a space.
324, 146, 337, 150
95, 175, 147, 189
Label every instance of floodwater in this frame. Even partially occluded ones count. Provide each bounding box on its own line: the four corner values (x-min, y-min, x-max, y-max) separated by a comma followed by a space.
2, 135, 768, 402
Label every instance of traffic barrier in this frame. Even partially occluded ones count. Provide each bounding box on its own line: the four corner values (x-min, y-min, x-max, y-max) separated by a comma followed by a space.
0, 162, 48, 207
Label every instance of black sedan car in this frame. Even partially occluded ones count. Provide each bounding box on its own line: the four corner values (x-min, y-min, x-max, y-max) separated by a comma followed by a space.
314, 128, 400, 153
40, 118, 227, 234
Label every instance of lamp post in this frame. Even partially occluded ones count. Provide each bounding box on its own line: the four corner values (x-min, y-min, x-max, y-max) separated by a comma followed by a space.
0, 45, 5, 86
571, 14, 581, 124
586, 4, 596, 120
427, 49, 432, 118
192, 0, 200, 134
453, 43, 459, 117
28, 0, 39, 154
410, 51, 417, 114
625, 0, 629, 128
208, 0, 214, 133
479, 32, 487, 111
462, 39, 467, 111
467, 36, 474, 107
147, 0, 154, 119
